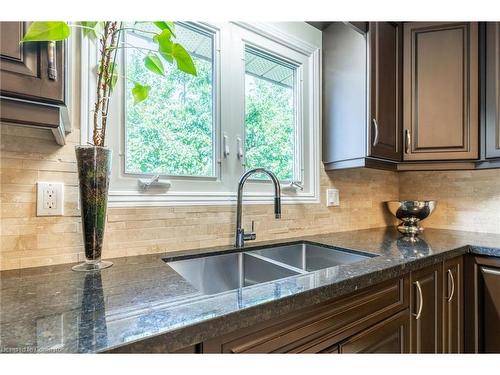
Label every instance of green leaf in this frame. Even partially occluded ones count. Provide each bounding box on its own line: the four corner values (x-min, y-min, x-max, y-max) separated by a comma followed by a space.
80, 21, 98, 40
153, 21, 175, 37
143, 53, 164, 75
21, 21, 70, 42
172, 43, 197, 76
154, 29, 174, 64
132, 82, 150, 104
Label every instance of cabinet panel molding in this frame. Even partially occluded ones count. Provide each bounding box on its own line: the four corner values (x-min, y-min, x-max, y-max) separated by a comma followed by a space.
403, 22, 479, 161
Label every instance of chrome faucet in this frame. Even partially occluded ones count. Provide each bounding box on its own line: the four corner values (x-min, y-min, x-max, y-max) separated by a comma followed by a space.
235, 168, 282, 248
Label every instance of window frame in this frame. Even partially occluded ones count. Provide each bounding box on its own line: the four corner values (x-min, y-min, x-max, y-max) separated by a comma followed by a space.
80, 22, 321, 207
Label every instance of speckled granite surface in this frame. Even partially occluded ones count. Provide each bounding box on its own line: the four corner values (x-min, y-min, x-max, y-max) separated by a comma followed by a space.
1, 226, 500, 353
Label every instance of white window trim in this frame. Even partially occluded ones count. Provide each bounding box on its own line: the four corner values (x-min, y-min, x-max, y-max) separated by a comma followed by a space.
80, 22, 321, 207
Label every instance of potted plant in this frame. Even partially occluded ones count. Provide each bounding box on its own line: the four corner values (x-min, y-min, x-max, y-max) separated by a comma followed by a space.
22, 21, 197, 271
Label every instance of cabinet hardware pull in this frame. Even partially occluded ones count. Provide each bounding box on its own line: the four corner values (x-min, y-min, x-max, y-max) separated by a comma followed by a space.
413, 281, 423, 320
47, 41, 57, 81
481, 267, 500, 276
446, 269, 455, 302
372, 118, 379, 147
405, 129, 411, 154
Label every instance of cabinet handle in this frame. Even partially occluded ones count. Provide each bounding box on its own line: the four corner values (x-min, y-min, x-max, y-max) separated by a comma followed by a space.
405, 129, 411, 154
413, 281, 423, 320
446, 269, 455, 303
481, 267, 500, 276
372, 119, 379, 147
47, 41, 57, 80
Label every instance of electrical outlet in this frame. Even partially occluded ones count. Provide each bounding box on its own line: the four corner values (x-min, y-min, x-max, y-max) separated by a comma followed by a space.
37, 182, 64, 216
326, 188, 340, 207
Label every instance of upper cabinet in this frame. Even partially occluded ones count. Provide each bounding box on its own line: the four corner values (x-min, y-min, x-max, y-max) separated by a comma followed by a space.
322, 21, 486, 171
0, 22, 65, 104
485, 22, 500, 159
0, 21, 70, 145
322, 22, 402, 170
403, 22, 479, 161
369, 22, 403, 161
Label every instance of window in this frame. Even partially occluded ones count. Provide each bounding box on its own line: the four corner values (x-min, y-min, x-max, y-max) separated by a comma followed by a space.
244, 48, 298, 182
82, 22, 320, 206
125, 24, 215, 177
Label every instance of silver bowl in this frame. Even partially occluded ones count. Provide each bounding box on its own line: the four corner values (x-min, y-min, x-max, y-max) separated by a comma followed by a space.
386, 200, 437, 238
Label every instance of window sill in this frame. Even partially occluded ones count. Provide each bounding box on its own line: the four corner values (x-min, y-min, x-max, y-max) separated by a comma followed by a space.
108, 190, 320, 207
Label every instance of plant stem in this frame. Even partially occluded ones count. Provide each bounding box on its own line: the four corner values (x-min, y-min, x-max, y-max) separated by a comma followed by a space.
92, 22, 109, 146
100, 22, 119, 146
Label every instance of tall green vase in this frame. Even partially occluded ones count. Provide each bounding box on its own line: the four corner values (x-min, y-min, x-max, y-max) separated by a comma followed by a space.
72, 145, 113, 272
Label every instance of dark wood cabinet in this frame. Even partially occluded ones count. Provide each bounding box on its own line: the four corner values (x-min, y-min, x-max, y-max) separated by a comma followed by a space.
410, 262, 443, 353
0, 22, 65, 104
0, 21, 69, 145
443, 256, 464, 353
338, 309, 410, 353
203, 276, 409, 353
322, 22, 403, 170
403, 22, 479, 161
485, 22, 500, 159
465, 256, 500, 353
369, 22, 402, 161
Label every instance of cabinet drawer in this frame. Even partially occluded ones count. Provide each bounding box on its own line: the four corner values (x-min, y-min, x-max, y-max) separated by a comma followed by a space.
339, 309, 410, 353
203, 276, 409, 353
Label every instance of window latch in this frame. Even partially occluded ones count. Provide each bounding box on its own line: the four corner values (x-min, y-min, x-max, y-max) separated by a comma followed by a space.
237, 137, 244, 160
223, 134, 230, 158
282, 181, 304, 192
138, 175, 171, 191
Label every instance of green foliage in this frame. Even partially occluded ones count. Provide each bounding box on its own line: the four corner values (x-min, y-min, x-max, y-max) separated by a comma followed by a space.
153, 21, 176, 36
125, 47, 213, 176
143, 53, 164, 75
172, 43, 197, 76
245, 76, 295, 181
131, 82, 151, 104
80, 21, 102, 40
21, 21, 197, 101
21, 21, 70, 42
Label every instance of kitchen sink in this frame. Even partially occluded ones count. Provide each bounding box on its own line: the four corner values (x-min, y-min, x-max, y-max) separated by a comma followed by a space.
167, 252, 300, 295
165, 242, 376, 295
253, 242, 376, 272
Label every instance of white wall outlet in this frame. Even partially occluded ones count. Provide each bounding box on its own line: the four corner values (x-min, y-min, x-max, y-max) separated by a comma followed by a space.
326, 188, 340, 207
37, 182, 64, 216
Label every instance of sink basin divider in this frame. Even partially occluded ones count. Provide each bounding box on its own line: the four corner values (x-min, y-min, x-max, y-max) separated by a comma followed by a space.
245, 252, 308, 275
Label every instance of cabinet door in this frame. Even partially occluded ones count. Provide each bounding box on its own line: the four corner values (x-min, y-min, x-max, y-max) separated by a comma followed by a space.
466, 256, 500, 353
338, 309, 410, 353
369, 22, 402, 161
485, 22, 500, 158
0, 21, 65, 104
403, 22, 478, 161
443, 256, 464, 353
410, 262, 443, 353
479, 264, 500, 352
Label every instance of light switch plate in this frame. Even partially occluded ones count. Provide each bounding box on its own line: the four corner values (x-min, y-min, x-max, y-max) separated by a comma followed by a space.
37, 182, 64, 216
326, 188, 340, 207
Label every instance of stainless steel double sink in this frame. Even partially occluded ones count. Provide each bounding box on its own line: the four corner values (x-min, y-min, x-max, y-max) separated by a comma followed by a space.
165, 242, 376, 295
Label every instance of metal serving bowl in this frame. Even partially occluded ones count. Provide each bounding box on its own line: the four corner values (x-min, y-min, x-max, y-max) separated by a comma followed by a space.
386, 200, 437, 238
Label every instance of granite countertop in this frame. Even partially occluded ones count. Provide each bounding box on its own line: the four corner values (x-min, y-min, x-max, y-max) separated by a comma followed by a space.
1, 226, 500, 353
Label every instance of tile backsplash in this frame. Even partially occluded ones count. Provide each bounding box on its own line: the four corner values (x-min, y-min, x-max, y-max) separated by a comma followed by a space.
4, 121, 500, 271
0, 124, 398, 270
399, 170, 500, 234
